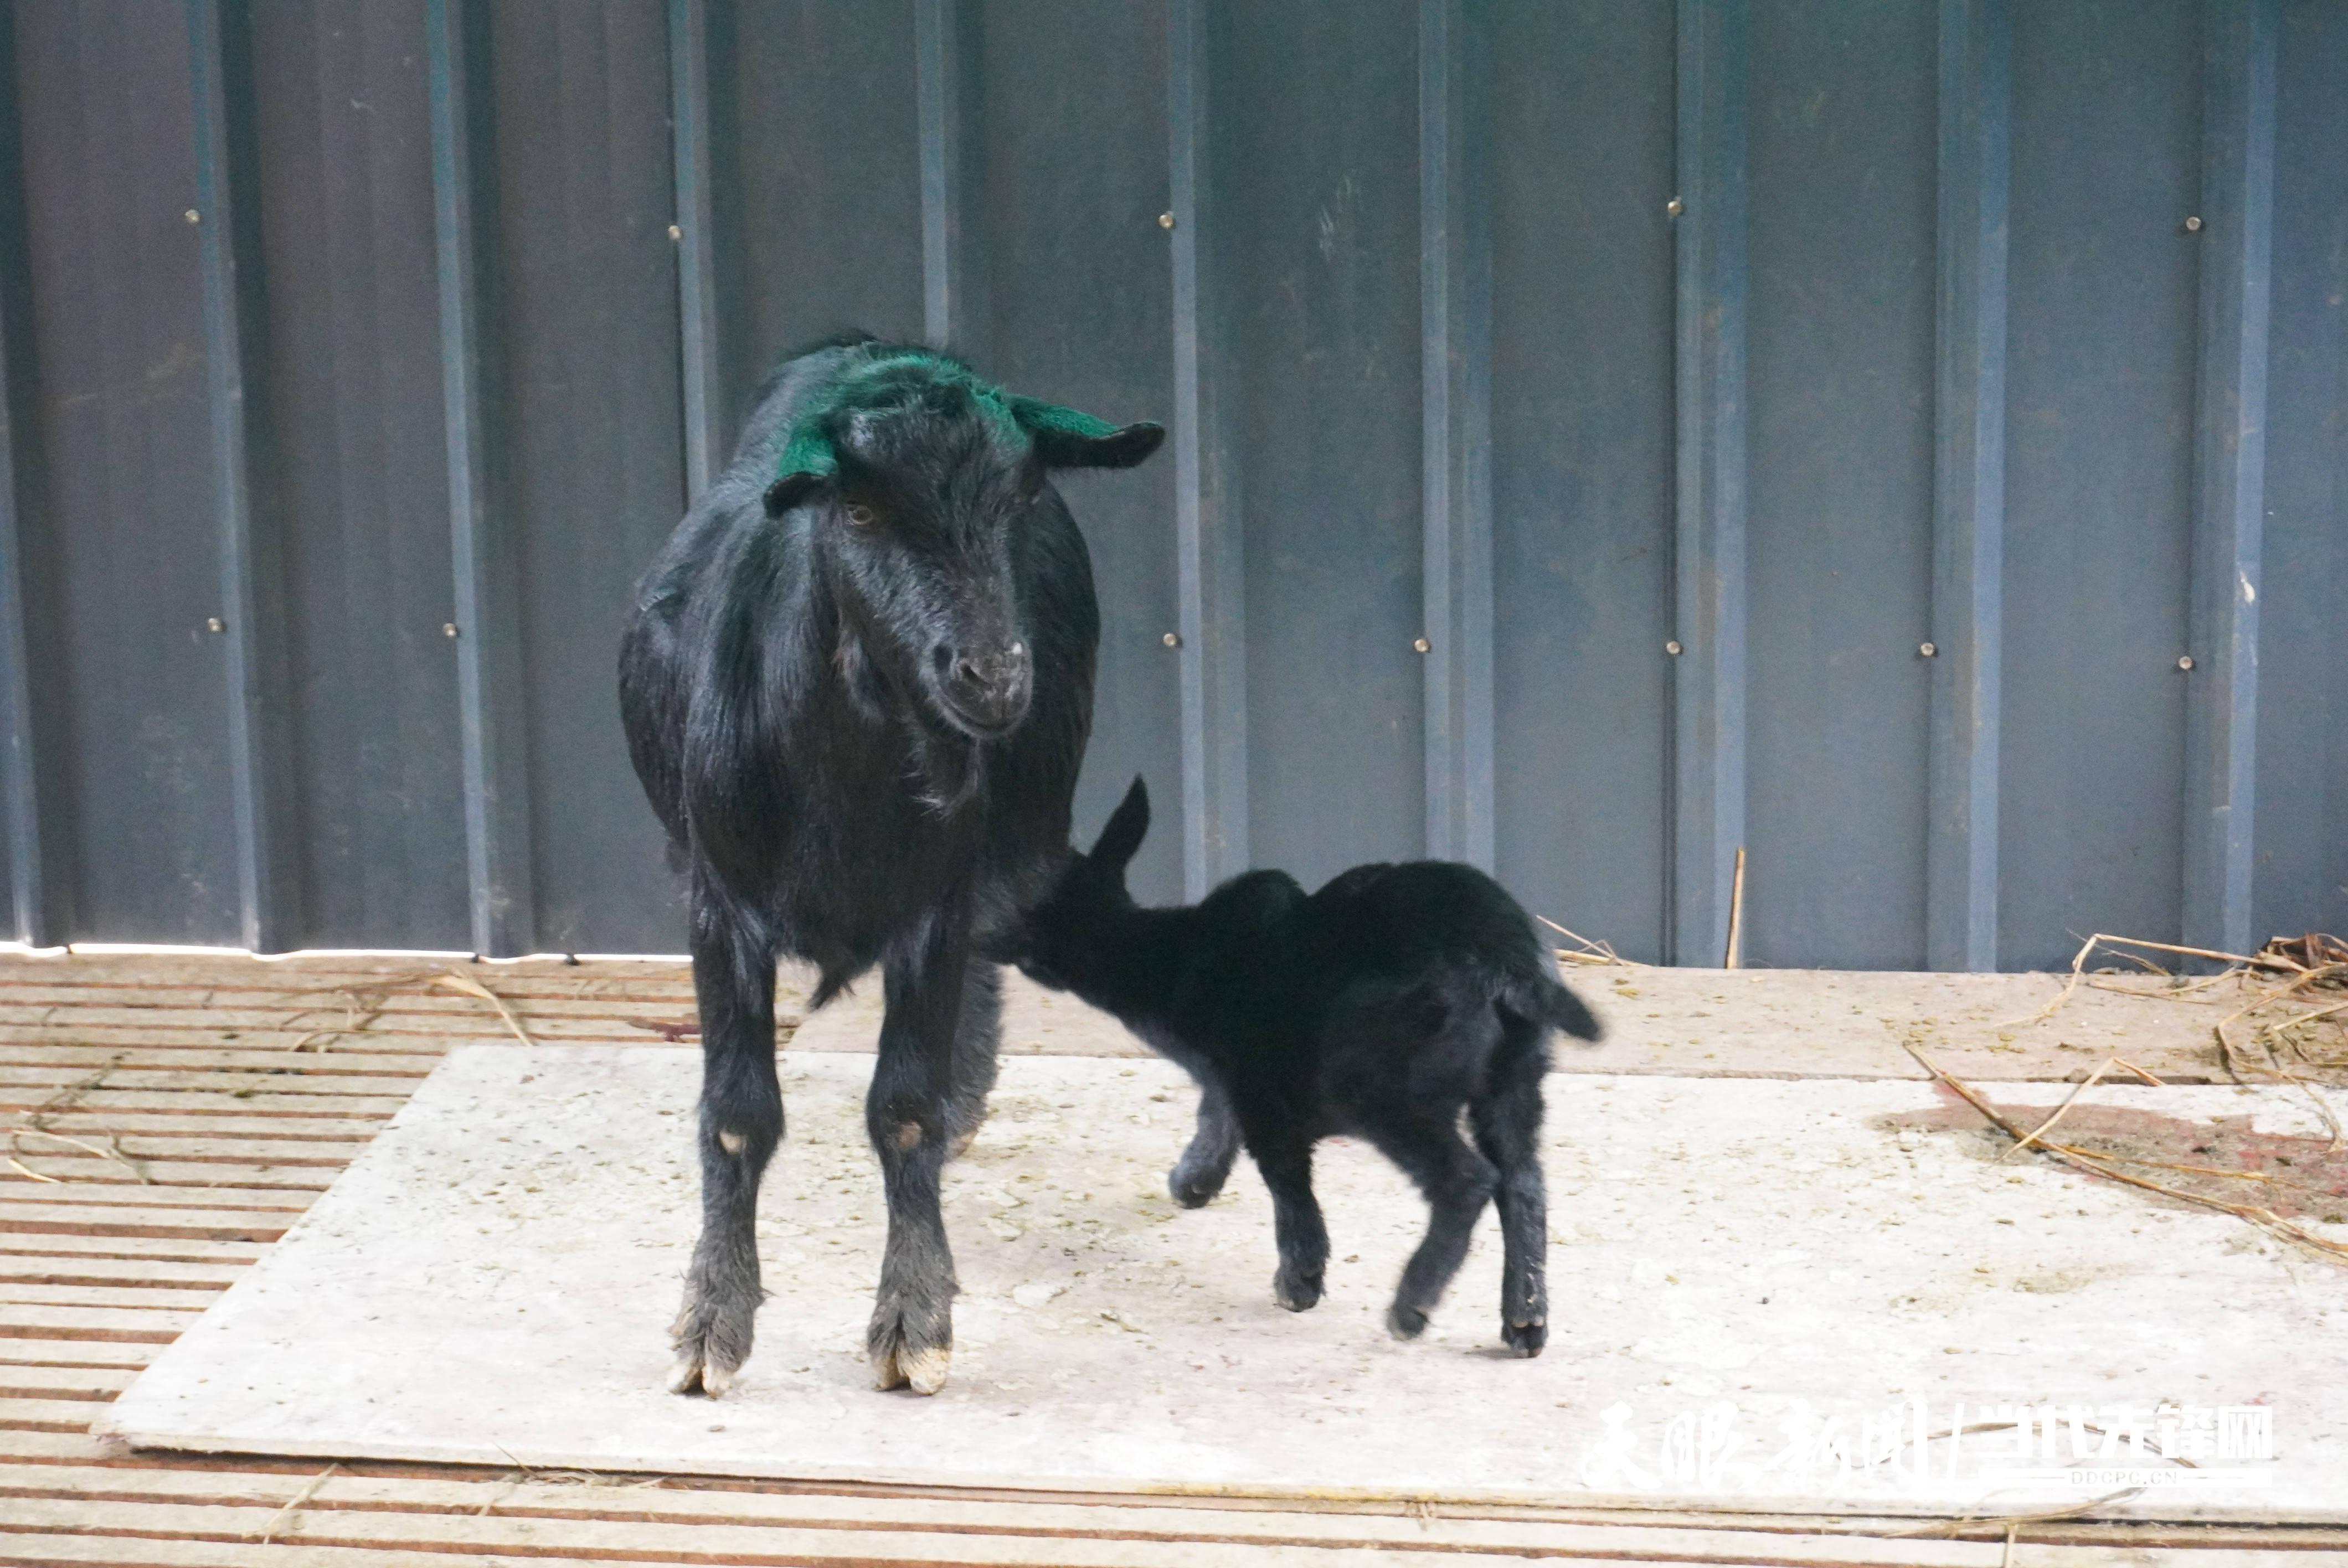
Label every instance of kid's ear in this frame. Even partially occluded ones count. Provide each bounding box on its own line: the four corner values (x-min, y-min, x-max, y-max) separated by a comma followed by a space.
1090, 775, 1151, 875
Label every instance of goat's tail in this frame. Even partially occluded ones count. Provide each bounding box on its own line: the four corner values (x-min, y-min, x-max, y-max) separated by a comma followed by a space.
1502, 964, 1604, 1044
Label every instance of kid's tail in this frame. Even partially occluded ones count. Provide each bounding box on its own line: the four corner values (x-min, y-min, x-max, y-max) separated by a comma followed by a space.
1542, 972, 1603, 1043
1502, 965, 1603, 1044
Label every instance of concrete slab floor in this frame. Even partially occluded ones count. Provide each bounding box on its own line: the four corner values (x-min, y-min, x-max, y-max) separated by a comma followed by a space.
789, 964, 2336, 1087
101, 1045, 2344, 1522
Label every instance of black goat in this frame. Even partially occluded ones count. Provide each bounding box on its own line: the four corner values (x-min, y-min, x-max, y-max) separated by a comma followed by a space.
620, 338, 1162, 1396
1009, 779, 1603, 1355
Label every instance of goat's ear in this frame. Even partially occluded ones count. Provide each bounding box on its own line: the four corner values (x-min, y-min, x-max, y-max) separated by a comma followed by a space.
1008, 395, 1166, 471
1090, 775, 1151, 876
765, 419, 841, 515
763, 471, 826, 518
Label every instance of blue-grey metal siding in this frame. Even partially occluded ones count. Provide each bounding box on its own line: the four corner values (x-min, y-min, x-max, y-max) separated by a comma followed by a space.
250, 0, 467, 952
1489, 0, 1676, 967
1743, 0, 1938, 972
0, 0, 2341, 968
2259, 0, 2348, 954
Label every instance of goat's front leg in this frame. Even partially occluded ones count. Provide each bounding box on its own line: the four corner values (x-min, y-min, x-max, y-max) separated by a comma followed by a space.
1249, 1134, 1329, 1312
670, 910, 781, 1398
865, 912, 977, 1394
1169, 1075, 1241, 1208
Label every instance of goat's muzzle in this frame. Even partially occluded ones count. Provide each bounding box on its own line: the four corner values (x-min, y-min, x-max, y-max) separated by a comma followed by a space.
933, 638, 1032, 738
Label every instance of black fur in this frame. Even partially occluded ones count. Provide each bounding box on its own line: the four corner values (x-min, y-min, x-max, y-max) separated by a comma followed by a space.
619, 338, 1163, 1396
1008, 777, 1603, 1356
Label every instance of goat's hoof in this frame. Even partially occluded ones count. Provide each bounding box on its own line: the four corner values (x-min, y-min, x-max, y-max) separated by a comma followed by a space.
1502, 1319, 1547, 1358
1386, 1303, 1429, 1340
668, 1291, 753, 1397
871, 1339, 952, 1395
666, 1329, 743, 1397
668, 1345, 738, 1397
1168, 1168, 1224, 1209
868, 1306, 953, 1395
1272, 1268, 1324, 1312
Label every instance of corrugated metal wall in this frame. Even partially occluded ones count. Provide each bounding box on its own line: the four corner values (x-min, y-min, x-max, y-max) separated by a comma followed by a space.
0, 0, 2341, 969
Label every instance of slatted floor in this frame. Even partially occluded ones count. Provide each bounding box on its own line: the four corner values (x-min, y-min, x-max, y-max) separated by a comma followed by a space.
0, 950, 2339, 1567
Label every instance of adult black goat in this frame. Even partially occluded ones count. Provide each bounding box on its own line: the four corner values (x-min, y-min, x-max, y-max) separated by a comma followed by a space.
1008, 779, 1603, 1355
620, 338, 1162, 1397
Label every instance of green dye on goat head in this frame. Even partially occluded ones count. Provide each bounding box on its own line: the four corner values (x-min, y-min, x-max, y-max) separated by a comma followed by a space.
774, 348, 1121, 487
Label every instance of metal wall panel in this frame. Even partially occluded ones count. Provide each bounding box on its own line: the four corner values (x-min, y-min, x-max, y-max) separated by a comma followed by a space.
1742, 0, 1938, 969
967, 1, 1185, 903
1999, 0, 2203, 969
1489, 0, 1675, 960
15, 2, 237, 944
1, 1, 2341, 965
2255, 0, 2348, 943
487, 0, 684, 954
1227, 0, 1426, 890
248, 0, 468, 950
1924, 0, 2012, 974
717, 0, 924, 426
0, 3, 53, 947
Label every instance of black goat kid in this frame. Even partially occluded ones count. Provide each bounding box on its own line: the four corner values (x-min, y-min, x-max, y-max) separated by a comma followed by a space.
1010, 780, 1603, 1355
620, 339, 1162, 1397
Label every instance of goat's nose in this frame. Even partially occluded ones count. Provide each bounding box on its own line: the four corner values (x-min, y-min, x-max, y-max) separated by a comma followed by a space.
948, 639, 1027, 688
940, 640, 1032, 726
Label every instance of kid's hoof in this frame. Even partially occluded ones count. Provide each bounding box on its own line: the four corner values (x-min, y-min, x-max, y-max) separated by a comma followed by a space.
1168, 1164, 1226, 1209
1503, 1319, 1547, 1358
1272, 1268, 1324, 1312
1387, 1303, 1428, 1340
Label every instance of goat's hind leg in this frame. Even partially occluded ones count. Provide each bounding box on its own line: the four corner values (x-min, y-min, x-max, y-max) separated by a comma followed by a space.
1470, 1017, 1550, 1356
942, 958, 1002, 1160
1360, 1109, 1498, 1342
672, 912, 782, 1398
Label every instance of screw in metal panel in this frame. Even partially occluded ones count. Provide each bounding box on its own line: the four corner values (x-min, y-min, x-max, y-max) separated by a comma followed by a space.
1919, 641, 1938, 658
1666, 197, 1684, 218
1162, 632, 1181, 647
667, 223, 682, 241
2177, 654, 2196, 671
205, 617, 224, 633
2184, 215, 2203, 232
1665, 639, 1683, 656
1412, 637, 1431, 654
184, 208, 200, 225
1159, 212, 1176, 229
444, 623, 460, 638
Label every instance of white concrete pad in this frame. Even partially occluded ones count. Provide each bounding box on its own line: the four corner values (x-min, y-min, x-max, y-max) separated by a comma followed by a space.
101, 1046, 2347, 1521
787, 961, 2311, 1087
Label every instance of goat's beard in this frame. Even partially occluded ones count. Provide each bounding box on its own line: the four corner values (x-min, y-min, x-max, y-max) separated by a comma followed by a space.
832, 619, 992, 816
904, 721, 986, 817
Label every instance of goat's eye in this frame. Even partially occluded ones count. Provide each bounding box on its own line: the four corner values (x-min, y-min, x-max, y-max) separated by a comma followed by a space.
843, 503, 876, 527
